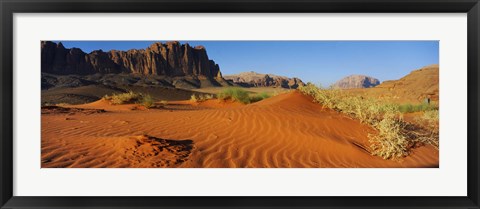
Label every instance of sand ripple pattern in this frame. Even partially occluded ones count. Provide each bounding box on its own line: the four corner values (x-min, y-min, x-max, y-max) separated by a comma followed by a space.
42, 92, 439, 168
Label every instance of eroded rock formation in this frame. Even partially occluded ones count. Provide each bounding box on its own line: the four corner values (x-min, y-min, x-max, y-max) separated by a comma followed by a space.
41, 41, 222, 79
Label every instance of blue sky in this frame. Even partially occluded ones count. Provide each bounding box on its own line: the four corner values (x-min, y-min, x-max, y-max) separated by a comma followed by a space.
56, 41, 439, 86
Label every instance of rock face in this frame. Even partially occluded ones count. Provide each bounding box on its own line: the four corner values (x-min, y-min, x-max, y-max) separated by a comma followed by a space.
376, 64, 439, 101
332, 75, 380, 89
224, 71, 305, 89
41, 41, 222, 79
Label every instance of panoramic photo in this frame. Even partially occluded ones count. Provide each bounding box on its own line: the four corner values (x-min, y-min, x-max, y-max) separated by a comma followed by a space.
41, 41, 439, 168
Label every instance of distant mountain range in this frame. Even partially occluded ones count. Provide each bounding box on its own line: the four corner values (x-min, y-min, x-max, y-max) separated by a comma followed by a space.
224, 71, 305, 89
332, 75, 380, 89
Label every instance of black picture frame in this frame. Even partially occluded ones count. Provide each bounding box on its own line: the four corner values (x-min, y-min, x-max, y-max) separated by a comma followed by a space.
1, 0, 479, 208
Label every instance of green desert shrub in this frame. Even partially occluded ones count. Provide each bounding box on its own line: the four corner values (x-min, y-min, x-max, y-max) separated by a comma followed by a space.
298, 83, 438, 160
398, 103, 437, 113
258, 92, 271, 99
249, 92, 271, 103
218, 88, 271, 104
218, 87, 251, 104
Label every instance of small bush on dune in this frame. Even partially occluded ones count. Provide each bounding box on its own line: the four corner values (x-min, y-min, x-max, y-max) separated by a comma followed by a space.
190, 94, 199, 103
104, 91, 142, 105
298, 84, 341, 110
199, 94, 214, 101
368, 112, 409, 159
298, 83, 438, 160
55, 103, 71, 106
218, 88, 273, 104
415, 109, 439, 147
190, 94, 214, 103
140, 94, 155, 109
160, 100, 168, 106
218, 87, 251, 104
104, 91, 156, 108
205, 94, 214, 100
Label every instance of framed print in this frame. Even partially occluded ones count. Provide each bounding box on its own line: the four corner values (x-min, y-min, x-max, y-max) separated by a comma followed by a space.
1, 0, 479, 208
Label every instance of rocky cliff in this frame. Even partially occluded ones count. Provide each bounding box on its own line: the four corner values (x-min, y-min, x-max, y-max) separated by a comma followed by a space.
41, 41, 222, 79
224, 71, 305, 89
332, 75, 380, 89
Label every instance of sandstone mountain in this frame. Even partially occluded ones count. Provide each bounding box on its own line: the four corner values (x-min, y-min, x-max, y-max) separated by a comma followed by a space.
41, 41, 222, 79
224, 71, 305, 89
344, 64, 439, 103
333, 75, 380, 89
375, 64, 439, 101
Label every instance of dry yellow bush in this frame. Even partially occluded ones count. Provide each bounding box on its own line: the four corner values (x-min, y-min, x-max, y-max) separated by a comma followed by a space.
104, 91, 155, 108
299, 83, 438, 160
104, 91, 142, 105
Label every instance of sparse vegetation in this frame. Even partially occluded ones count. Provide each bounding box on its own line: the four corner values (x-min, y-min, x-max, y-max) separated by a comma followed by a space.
368, 112, 409, 159
299, 83, 439, 159
203, 94, 214, 100
103, 91, 142, 105
55, 103, 71, 106
218, 87, 271, 104
190, 94, 214, 103
103, 91, 156, 108
249, 92, 271, 103
190, 94, 199, 103
398, 103, 437, 113
218, 87, 251, 104
258, 92, 271, 99
160, 100, 168, 106
422, 110, 439, 129
414, 110, 440, 148
140, 94, 155, 109
272, 90, 280, 97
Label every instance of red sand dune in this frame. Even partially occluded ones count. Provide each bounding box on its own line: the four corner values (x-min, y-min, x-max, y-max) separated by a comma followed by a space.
41, 92, 439, 168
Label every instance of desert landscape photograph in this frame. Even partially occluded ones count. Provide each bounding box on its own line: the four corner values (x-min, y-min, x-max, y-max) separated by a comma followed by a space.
41, 41, 439, 168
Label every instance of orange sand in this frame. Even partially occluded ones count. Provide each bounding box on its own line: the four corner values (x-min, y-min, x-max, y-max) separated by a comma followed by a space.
41, 92, 439, 168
